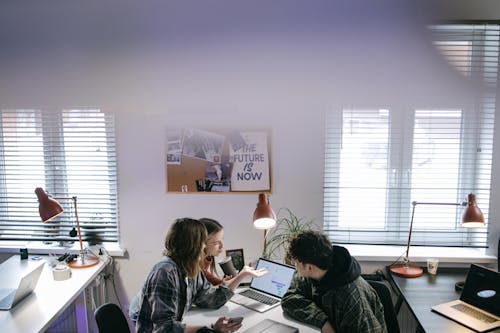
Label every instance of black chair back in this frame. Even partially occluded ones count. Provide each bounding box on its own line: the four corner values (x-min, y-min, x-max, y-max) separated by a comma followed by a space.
368, 280, 401, 333
94, 302, 130, 333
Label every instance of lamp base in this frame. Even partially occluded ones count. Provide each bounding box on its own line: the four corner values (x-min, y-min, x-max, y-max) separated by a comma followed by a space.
389, 263, 424, 278
68, 254, 100, 268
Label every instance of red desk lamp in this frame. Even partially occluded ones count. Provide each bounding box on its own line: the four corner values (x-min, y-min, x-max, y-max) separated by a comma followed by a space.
35, 187, 99, 268
390, 193, 484, 278
252, 193, 276, 258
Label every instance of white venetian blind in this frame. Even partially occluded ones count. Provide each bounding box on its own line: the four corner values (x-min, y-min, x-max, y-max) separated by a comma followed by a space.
323, 23, 498, 247
0, 109, 119, 243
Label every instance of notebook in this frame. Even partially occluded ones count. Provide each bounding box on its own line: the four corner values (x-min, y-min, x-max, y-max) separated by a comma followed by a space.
0, 262, 45, 310
431, 264, 500, 332
243, 319, 299, 333
230, 258, 295, 312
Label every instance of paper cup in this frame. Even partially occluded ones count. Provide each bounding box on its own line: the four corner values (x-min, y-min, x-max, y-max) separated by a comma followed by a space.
427, 258, 439, 275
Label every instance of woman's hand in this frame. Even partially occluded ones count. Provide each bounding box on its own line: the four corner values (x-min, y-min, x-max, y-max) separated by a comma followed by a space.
223, 263, 268, 290
239, 265, 268, 278
212, 316, 242, 333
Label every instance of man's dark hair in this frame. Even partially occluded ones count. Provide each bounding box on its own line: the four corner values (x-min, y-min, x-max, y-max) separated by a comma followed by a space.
287, 230, 333, 270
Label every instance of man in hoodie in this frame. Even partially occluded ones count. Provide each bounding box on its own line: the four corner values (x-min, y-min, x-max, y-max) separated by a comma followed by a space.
281, 231, 387, 333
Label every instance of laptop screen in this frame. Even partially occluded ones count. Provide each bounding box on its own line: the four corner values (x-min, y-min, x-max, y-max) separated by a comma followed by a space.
250, 258, 295, 298
461, 264, 500, 316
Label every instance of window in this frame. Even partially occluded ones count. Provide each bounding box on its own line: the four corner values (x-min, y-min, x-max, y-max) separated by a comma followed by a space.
323, 23, 499, 248
0, 109, 118, 244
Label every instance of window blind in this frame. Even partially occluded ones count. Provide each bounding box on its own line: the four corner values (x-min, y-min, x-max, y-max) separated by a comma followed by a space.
323, 23, 499, 248
0, 109, 118, 244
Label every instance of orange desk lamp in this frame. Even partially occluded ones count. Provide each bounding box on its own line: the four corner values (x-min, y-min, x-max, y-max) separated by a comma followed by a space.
390, 193, 484, 278
35, 187, 99, 268
252, 193, 276, 258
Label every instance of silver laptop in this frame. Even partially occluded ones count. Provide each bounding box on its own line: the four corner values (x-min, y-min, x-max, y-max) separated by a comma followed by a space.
0, 263, 44, 310
230, 258, 295, 313
243, 319, 298, 333
432, 264, 500, 332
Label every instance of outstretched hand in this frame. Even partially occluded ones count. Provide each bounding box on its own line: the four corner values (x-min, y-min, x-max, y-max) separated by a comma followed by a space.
223, 262, 269, 290
240, 265, 268, 278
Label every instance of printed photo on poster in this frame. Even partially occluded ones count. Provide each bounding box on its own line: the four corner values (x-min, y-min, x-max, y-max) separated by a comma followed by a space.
166, 129, 183, 165
182, 129, 225, 163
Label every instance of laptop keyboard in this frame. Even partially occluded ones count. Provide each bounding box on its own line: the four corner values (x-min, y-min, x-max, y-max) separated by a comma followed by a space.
452, 303, 498, 323
240, 289, 279, 305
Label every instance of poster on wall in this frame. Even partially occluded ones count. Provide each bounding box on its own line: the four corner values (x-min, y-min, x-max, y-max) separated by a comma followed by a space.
229, 131, 270, 191
166, 128, 271, 193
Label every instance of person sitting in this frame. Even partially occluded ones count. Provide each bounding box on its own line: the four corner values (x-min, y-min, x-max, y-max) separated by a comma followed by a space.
281, 230, 388, 333
199, 217, 267, 289
130, 218, 243, 333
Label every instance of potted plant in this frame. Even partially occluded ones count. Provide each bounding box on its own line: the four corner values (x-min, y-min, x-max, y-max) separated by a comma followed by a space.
265, 207, 316, 264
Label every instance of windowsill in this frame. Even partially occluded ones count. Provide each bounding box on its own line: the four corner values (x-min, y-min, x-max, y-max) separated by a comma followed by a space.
343, 244, 497, 265
0, 241, 126, 257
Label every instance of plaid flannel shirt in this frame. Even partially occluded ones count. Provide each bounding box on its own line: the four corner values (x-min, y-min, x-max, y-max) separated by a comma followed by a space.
281, 274, 387, 333
134, 256, 233, 333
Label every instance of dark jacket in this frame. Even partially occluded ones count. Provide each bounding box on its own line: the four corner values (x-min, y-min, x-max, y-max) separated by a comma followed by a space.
281, 246, 387, 333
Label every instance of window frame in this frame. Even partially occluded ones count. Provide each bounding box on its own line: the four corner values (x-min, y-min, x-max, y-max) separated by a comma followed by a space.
0, 109, 119, 245
324, 22, 498, 248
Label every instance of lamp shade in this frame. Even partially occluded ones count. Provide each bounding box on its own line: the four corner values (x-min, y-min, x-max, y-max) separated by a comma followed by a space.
35, 187, 64, 222
253, 193, 276, 230
461, 193, 485, 228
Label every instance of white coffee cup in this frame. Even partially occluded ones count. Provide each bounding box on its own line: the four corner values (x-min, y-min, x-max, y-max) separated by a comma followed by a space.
427, 258, 439, 275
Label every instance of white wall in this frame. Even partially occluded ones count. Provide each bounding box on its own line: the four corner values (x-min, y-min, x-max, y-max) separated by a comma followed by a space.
0, 0, 498, 308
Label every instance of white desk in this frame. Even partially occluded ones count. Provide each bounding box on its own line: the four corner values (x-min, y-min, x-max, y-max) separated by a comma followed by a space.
0, 254, 108, 333
185, 300, 320, 332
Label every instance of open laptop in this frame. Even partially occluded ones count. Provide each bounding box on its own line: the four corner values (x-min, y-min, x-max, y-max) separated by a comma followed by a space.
230, 258, 295, 313
243, 319, 298, 333
0, 262, 44, 310
431, 264, 500, 332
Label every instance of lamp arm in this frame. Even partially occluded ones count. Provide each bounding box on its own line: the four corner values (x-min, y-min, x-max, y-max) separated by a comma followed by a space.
405, 202, 417, 260
54, 196, 85, 261
412, 201, 466, 206
405, 200, 467, 259
71, 197, 85, 259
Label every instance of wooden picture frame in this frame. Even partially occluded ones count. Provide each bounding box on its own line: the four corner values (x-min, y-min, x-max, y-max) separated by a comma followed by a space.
166, 128, 271, 193
225, 248, 245, 272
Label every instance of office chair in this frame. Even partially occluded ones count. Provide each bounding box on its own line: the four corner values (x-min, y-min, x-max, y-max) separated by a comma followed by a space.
368, 280, 401, 333
94, 302, 130, 333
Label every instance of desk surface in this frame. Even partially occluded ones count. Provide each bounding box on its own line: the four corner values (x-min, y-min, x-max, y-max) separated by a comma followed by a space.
185, 299, 320, 332
0, 254, 107, 333
388, 267, 500, 333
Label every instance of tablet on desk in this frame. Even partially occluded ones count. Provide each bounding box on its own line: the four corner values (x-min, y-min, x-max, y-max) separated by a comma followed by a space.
243, 319, 298, 333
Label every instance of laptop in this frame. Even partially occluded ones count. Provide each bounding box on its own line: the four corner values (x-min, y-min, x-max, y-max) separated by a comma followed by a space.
431, 264, 500, 332
243, 319, 298, 333
230, 258, 295, 313
0, 262, 45, 310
